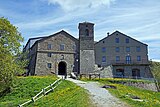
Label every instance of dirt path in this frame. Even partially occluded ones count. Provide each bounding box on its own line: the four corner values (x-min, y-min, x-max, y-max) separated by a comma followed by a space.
67, 78, 129, 107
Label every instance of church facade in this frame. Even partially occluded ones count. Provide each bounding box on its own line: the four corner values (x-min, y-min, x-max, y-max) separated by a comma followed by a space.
23, 22, 153, 78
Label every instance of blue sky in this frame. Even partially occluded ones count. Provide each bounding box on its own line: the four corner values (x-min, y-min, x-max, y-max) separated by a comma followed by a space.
0, 0, 160, 61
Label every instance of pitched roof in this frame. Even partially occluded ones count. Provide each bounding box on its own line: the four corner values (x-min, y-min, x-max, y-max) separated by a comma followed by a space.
95, 30, 147, 46
24, 30, 78, 50
23, 36, 46, 50
37, 30, 78, 44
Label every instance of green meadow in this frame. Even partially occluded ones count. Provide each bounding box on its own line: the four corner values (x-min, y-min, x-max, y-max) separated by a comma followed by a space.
0, 76, 92, 107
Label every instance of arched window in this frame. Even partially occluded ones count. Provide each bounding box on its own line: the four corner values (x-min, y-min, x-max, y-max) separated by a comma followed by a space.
85, 29, 89, 36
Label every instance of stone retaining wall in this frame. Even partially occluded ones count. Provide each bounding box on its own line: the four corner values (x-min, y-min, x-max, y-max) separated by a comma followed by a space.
122, 82, 158, 92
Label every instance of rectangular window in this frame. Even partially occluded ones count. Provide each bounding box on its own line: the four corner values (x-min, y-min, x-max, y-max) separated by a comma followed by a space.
102, 56, 106, 62
102, 47, 106, 52
116, 56, 120, 61
136, 46, 141, 52
47, 63, 52, 68
48, 44, 52, 50
116, 47, 120, 52
60, 44, 65, 51
85, 29, 89, 36
126, 47, 130, 52
72, 45, 76, 51
126, 56, 131, 64
137, 56, 141, 61
48, 53, 52, 57
126, 38, 129, 43
115, 38, 119, 43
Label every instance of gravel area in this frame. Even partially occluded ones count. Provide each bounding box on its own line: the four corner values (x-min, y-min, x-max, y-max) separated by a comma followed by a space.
67, 78, 129, 107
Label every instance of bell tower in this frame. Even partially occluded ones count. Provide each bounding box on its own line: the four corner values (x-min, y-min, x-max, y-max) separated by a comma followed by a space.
78, 22, 95, 74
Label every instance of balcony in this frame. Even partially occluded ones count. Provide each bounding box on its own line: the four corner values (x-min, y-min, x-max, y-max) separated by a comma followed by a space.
109, 59, 150, 66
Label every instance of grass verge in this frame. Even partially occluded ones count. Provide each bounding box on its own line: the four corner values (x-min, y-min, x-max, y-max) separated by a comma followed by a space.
28, 80, 91, 107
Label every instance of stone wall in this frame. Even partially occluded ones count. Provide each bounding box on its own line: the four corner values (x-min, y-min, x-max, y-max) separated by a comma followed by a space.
95, 31, 148, 66
32, 31, 79, 75
29, 43, 38, 75
112, 81, 158, 92
80, 50, 95, 74
112, 65, 153, 78
35, 52, 76, 75
95, 65, 113, 78
124, 82, 158, 92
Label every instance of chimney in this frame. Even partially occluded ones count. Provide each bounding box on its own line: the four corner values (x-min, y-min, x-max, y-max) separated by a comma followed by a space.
107, 32, 110, 36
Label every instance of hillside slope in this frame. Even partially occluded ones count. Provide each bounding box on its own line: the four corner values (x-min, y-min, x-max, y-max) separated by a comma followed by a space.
0, 76, 92, 107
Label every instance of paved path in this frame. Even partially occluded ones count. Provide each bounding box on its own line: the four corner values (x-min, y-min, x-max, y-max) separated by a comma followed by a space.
67, 78, 129, 107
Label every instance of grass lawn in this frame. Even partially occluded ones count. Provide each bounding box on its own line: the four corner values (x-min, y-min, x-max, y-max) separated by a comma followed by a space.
0, 76, 92, 107
82, 78, 160, 107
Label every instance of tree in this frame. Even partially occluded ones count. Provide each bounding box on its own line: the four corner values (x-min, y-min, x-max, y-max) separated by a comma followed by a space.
151, 61, 160, 91
0, 17, 25, 93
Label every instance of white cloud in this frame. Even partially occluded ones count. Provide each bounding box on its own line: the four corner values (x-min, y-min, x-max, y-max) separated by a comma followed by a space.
47, 0, 115, 12
152, 59, 160, 62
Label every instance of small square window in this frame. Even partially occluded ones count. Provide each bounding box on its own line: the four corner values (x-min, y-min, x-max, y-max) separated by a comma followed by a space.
102, 47, 106, 52
48, 44, 52, 50
47, 63, 52, 68
48, 53, 51, 57
116, 56, 120, 61
72, 45, 76, 51
103, 41, 105, 43
126, 38, 129, 43
136, 46, 141, 52
115, 38, 119, 43
116, 47, 120, 52
137, 56, 141, 61
102, 56, 106, 62
60, 44, 65, 51
126, 47, 130, 52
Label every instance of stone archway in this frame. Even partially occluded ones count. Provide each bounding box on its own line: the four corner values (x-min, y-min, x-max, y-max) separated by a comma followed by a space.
132, 68, 140, 78
58, 61, 67, 75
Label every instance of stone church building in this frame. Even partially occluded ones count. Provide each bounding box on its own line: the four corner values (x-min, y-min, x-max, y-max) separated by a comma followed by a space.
23, 22, 153, 78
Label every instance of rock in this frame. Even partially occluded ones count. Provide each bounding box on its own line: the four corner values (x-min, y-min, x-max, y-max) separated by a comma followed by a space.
130, 95, 140, 99
102, 85, 117, 89
70, 72, 77, 79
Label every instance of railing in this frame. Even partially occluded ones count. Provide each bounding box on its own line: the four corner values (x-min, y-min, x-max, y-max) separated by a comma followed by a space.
18, 78, 62, 107
109, 59, 149, 65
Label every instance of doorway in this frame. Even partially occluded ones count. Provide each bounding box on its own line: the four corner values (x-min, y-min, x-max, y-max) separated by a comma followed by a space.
132, 69, 140, 78
58, 61, 67, 75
